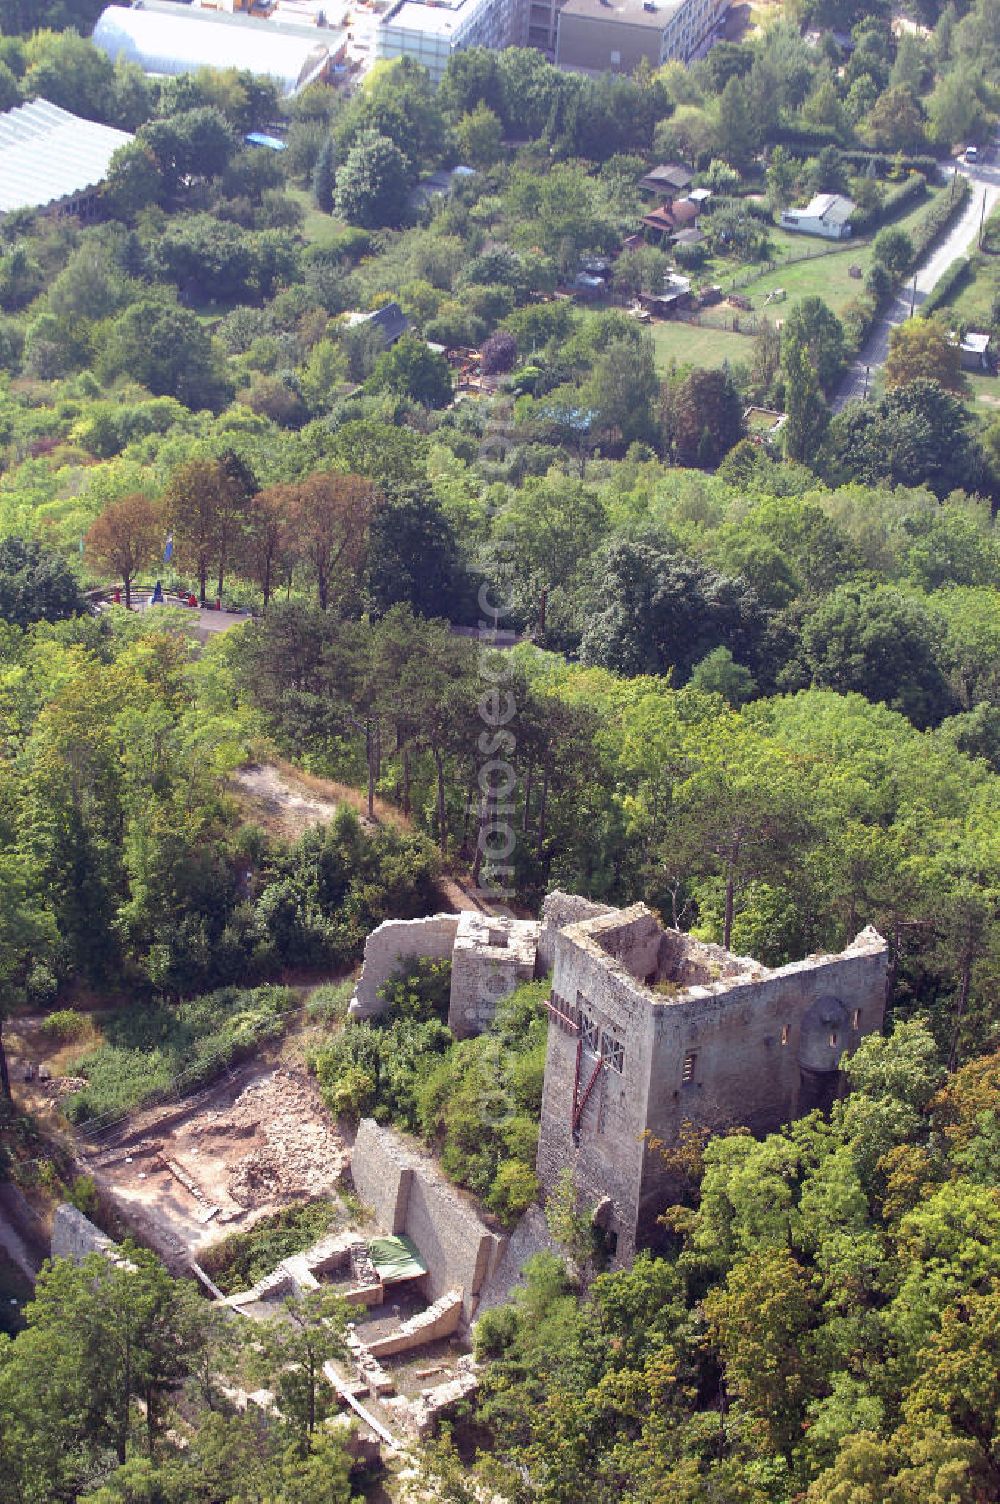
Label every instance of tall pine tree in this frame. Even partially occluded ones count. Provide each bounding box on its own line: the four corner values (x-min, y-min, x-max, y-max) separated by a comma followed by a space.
782, 336, 830, 463
312, 136, 336, 214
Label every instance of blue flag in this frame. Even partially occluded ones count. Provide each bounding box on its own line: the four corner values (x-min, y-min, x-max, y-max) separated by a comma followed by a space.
164, 534, 173, 563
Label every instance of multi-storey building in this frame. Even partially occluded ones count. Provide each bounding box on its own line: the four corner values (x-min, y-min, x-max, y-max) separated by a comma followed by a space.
536, 902, 888, 1262
554, 0, 728, 75
376, 0, 516, 83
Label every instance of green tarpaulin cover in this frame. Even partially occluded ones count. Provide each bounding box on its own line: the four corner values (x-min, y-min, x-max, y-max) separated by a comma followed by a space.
369, 1235, 427, 1283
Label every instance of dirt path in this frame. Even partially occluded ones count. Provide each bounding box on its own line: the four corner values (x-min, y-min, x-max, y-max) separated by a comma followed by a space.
436, 874, 513, 918
230, 759, 414, 839
231, 760, 513, 914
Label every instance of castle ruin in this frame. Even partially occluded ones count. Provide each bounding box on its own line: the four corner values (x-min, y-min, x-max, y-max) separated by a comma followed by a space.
537, 903, 887, 1262
348, 893, 889, 1264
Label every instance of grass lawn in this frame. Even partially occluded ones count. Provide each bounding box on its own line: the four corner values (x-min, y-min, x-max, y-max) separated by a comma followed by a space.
962, 368, 1000, 425
739, 246, 869, 316
651, 318, 753, 370
739, 188, 944, 315
944, 261, 999, 328
287, 186, 350, 250
649, 187, 949, 371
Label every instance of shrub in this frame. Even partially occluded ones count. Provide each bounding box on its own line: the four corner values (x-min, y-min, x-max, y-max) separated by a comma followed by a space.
39, 1009, 90, 1042
305, 980, 354, 1026
851, 171, 925, 236
63, 985, 296, 1124
311, 978, 548, 1226
486, 1160, 540, 1221
68, 1175, 98, 1218
325, 1065, 377, 1122
200, 1200, 338, 1295
376, 959, 452, 1023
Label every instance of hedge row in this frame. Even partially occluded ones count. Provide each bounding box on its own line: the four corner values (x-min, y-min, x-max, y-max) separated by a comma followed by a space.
770, 121, 841, 151
838, 148, 942, 178
780, 147, 941, 181
908, 174, 972, 267
710, 195, 774, 223
920, 256, 973, 316
852, 173, 926, 236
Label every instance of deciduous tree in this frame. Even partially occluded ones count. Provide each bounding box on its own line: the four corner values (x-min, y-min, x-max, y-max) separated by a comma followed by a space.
85, 493, 163, 609
290, 470, 378, 611
885, 319, 964, 393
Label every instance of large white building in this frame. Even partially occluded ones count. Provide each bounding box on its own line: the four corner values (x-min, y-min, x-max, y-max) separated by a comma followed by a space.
92, 4, 342, 96
376, 0, 516, 83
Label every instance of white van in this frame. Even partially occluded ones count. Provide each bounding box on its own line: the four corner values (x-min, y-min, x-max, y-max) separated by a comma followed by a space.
966, 146, 979, 163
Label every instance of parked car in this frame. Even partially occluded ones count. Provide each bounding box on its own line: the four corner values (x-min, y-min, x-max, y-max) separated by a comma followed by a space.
965, 146, 979, 163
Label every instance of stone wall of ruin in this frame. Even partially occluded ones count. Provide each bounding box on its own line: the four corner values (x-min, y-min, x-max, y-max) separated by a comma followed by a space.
536, 891, 614, 976
350, 1119, 505, 1318
447, 912, 540, 1038
349, 915, 460, 1021
536, 912, 888, 1264
51, 1203, 121, 1265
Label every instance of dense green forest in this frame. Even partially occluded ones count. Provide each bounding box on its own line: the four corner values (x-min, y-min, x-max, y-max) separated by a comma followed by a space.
1, 1, 1000, 1501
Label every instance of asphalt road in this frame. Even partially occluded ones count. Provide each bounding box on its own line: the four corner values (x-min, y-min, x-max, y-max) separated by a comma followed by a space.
832, 161, 1000, 412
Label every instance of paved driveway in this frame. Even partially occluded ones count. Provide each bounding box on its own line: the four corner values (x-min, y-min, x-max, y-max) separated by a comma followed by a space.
833, 162, 1000, 411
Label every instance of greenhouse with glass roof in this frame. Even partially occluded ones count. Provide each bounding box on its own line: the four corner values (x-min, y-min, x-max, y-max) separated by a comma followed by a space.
93, 4, 338, 96
0, 99, 134, 218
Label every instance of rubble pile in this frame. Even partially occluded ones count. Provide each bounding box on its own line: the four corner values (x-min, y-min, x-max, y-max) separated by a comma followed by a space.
350, 1241, 378, 1288
223, 1069, 346, 1207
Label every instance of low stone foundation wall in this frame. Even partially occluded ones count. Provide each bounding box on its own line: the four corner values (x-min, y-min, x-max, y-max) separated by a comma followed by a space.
226, 1229, 386, 1309
365, 1289, 463, 1358
385, 1359, 480, 1438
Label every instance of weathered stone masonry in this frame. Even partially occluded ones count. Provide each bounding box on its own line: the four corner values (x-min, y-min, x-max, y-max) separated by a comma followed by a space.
347, 892, 888, 1270
536, 906, 888, 1262
348, 910, 540, 1038
350, 1118, 505, 1319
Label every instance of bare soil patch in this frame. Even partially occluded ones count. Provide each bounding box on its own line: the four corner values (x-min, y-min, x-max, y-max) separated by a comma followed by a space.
230, 758, 414, 840
231, 762, 341, 838
81, 1065, 348, 1259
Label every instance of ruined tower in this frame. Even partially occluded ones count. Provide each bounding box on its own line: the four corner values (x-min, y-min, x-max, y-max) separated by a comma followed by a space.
535, 905, 888, 1262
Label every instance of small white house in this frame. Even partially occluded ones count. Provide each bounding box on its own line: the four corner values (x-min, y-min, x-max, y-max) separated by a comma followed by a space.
780, 193, 855, 240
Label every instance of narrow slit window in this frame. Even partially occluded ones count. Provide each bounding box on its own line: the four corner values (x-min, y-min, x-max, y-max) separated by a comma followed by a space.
829, 1031, 838, 1049
682, 1051, 697, 1084
780, 1024, 789, 1046
851, 1009, 861, 1030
